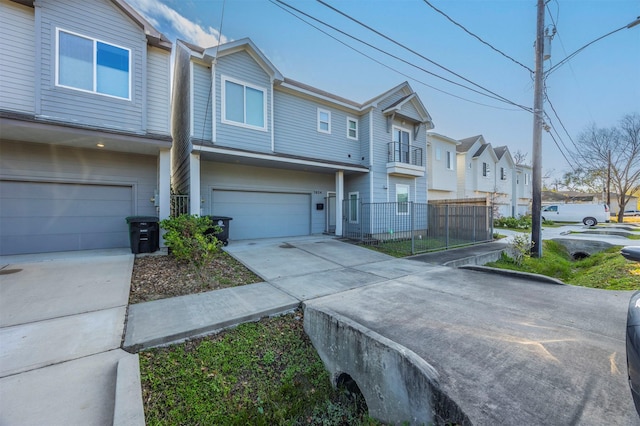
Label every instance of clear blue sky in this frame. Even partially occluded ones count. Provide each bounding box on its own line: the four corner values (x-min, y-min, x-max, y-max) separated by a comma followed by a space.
130, 0, 639, 181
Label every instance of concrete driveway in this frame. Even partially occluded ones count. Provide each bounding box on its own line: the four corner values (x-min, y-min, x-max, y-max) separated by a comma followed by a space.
0, 249, 140, 426
305, 265, 639, 425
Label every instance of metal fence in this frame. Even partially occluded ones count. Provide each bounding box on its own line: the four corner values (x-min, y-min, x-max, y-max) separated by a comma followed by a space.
170, 195, 190, 217
343, 201, 493, 255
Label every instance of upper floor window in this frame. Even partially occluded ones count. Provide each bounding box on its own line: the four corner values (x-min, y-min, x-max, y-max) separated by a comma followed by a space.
396, 184, 409, 215
446, 151, 454, 170
435, 147, 442, 161
482, 162, 491, 177
56, 29, 131, 100
318, 109, 331, 134
347, 117, 358, 140
524, 173, 530, 185
222, 76, 266, 130
500, 167, 507, 180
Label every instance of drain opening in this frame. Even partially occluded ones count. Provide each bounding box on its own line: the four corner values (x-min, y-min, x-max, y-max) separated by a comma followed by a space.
0, 269, 22, 275
336, 373, 368, 416
572, 252, 590, 261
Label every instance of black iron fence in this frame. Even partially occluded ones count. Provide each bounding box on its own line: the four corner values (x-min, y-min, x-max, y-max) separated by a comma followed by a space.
387, 142, 423, 166
170, 194, 189, 217
343, 201, 493, 255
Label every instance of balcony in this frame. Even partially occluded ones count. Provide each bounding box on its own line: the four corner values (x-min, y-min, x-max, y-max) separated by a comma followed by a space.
386, 142, 425, 177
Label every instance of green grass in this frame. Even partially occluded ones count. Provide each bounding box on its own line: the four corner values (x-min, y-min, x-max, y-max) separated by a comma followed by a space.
486, 240, 640, 291
362, 237, 478, 257
140, 312, 382, 425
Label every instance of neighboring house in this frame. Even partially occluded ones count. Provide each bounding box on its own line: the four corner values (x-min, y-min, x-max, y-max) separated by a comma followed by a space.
426, 132, 459, 200
514, 164, 533, 216
456, 135, 499, 203
0, 0, 172, 255
171, 38, 434, 241
493, 146, 515, 218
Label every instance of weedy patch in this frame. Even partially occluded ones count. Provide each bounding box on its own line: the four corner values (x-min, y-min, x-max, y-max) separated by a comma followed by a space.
140, 311, 383, 425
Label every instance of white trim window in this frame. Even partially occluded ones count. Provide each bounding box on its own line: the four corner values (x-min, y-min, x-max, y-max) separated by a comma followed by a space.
446, 151, 454, 170
500, 167, 508, 180
347, 117, 358, 140
524, 173, 530, 185
435, 147, 442, 161
318, 108, 331, 134
392, 126, 411, 163
348, 191, 359, 223
56, 29, 131, 100
221, 75, 267, 130
482, 162, 491, 177
396, 184, 409, 215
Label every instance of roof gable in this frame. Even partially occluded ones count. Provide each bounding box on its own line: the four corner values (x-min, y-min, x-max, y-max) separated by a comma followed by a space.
206, 38, 284, 82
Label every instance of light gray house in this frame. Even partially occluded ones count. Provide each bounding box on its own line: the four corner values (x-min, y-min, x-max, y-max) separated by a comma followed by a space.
0, 0, 172, 255
171, 38, 434, 241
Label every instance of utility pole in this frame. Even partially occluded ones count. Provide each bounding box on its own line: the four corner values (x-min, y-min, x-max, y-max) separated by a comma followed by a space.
531, 0, 545, 258
607, 150, 611, 208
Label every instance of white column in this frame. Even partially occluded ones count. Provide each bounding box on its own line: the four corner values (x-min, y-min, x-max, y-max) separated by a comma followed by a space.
335, 170, 344, 236
158, 149, 171, 221
189, 153, 201, 215
158, 149, 171, 247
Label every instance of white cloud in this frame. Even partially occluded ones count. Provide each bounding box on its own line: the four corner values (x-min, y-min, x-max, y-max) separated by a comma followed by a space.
128, 0, 229, 47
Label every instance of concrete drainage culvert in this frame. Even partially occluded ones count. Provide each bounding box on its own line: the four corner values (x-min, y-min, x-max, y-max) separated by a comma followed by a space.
303, 304, 471, 426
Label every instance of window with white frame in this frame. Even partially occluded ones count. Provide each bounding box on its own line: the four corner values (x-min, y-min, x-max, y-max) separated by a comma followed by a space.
500, 167, 507, 180
435, 147, 441, 161
56, 29, 130, 99
446, 151, 454, 170
525, 173, 530, 185
396, 184, 409, 214
393, 127, 411, 163
318, 108, 331, 133
348, 192, 359, 223
347, 117, 358, 139
482, 162, 491, 177
222, 76, 266, 130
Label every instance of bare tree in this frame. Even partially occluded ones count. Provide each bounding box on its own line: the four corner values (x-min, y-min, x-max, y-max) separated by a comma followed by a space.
573, 113, 640, 222
513, 150, 529, 165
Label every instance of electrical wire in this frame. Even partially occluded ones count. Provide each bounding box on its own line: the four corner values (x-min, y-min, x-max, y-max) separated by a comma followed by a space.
311, 0, 532, 112
201, 0, 227, 143
544, 121, 578, 173
546, 24, 629, 77
268, 0, 525, 111
544, 91, 580, 152
422, 0, 533, 73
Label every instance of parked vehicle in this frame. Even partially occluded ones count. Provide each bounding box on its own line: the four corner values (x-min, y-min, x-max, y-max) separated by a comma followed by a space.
624, 210, 640, 217
625, 247, 640, 415
541, 203, 609, 226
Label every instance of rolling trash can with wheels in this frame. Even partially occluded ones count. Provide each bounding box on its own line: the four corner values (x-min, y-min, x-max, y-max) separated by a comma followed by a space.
205, 216, 232, 246
125, 216, 159, 254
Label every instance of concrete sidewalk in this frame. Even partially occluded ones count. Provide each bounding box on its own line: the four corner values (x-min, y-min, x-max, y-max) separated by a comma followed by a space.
0, 249, 142, 426
124, 236, 445, 350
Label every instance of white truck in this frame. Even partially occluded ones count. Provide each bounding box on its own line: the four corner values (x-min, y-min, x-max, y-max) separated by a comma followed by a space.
541, 203, 609, 226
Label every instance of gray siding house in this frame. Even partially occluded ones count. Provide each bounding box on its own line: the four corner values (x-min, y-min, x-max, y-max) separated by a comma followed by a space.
0, 0, 172, 255
171, 38, 434, 241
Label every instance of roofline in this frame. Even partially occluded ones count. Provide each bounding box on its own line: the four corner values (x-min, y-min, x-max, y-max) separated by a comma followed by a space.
427, 132, 461, 145
10, 0, 172, 50
205, 38, 284, 81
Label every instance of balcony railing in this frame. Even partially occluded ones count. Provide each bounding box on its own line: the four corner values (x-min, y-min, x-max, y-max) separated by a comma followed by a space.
387, 142, 423, 166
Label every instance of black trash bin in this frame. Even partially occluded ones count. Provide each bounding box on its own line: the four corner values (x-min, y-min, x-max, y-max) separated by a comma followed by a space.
125, 216, 159, 254
205, 216, 232, 246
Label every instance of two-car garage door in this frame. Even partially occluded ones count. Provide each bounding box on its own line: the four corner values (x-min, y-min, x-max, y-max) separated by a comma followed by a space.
0, 180, 133, 255
212, 190, 311, 240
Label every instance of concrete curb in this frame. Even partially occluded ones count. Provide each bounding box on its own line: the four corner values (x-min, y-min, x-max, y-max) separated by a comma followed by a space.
113, 353, 145, 426
459, 265, 566, 285
303, 304, 471, 425
441, 249, 506, 268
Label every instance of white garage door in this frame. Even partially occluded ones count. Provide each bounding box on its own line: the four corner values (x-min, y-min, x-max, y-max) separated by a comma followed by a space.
0, 180, 133, 255
212, 190, 311, 240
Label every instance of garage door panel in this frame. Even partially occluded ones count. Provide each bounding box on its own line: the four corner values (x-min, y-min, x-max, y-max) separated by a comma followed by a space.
0, 181, 133, 255
212, 190, 310, 240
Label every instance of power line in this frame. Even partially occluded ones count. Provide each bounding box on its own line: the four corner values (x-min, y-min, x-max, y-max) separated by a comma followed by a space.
544, 120, 578, 173
268, 0, 523, 110
546, 24, 629, 77
313, 0, 532, 112
422, 0, 533, 73
544, 91, 580, 153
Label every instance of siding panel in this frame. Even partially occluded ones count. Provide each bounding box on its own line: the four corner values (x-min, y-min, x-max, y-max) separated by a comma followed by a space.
147, 47, 171, 135
192, 63, 212, 141
0, 0, 35, 113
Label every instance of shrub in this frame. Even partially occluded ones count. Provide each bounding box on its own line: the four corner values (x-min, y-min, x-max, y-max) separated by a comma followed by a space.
508, 233, 534, 266
494, 215, 532, 230
160, 215, 221, 281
